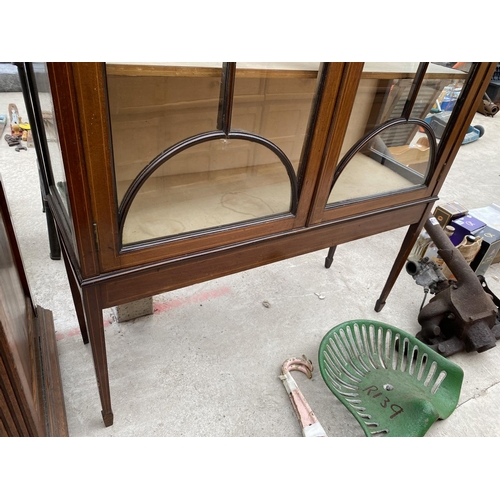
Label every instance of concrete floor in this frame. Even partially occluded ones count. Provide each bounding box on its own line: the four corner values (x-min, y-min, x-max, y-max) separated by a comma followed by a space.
1, 88, 500, 438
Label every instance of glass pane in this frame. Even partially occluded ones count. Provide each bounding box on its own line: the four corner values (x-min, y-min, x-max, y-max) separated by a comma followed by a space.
328, 123, 432, 204
122, 138, 292, 244
231, 63, 320, 173
33, 63, 70, 216
328, 62, 467, 205
423, 62, 474, 145
105, 63, 223, 203
338, 62, 469, 160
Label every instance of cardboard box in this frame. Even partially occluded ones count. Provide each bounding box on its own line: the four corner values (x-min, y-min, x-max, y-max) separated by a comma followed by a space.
449, 214, 486, 246
433, 201, 468, 228
469, 204, 500, 230
469, 204, 500, 264
470, 225, 500, 275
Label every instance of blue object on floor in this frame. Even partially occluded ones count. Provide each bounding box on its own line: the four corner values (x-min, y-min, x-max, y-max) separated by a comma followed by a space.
425, 111, 485, 144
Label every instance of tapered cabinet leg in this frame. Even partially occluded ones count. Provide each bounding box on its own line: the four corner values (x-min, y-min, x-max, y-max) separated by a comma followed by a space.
60, 243, 89, 344
324, 245, 337, 268
82, 285, 114, 427
375, 216, 429, 312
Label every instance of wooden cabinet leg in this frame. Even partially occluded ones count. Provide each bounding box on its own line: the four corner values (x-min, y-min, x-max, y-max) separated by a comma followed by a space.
60, 244, 89, 344
82, 285, 114, 427
375, 212, 431, 312
325, 245, 337, 268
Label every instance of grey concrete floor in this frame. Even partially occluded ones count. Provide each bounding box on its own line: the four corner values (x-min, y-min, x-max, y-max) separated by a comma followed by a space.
1, 90, 500, 438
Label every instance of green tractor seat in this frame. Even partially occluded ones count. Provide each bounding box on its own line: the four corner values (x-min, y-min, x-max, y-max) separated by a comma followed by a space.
318, 320, 464, 437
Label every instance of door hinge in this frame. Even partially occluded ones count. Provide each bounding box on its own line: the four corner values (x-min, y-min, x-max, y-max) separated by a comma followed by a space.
93, 222, 100, 251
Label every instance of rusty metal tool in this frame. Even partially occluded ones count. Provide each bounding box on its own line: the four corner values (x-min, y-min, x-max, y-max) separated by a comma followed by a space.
408, 217, 499, 356
280, 355, 327, 437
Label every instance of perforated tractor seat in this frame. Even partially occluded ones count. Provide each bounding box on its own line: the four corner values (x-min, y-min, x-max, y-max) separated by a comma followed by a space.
318, 320, 464, 437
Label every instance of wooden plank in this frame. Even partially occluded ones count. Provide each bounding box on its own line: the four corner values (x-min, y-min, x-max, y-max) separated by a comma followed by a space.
105, 62, 466, 80
362, 62, 468, 80
36, 305, 69, 437
106, 62, 320, 79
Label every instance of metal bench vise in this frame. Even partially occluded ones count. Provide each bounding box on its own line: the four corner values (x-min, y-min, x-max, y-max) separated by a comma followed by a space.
406, 218, 500, 357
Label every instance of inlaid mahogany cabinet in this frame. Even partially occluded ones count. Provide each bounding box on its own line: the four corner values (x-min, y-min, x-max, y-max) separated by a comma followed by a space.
18, 62, 496, 426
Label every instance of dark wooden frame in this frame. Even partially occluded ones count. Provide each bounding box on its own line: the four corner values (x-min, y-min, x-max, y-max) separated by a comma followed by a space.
35, 62, 496, 427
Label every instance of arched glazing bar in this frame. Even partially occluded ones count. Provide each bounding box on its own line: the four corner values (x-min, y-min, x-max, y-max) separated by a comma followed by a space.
324, 116, 437, 269
329, 117, 437, 196
117, 62, 300, 243
118, 130, 299, 237
327, 62, 444, 203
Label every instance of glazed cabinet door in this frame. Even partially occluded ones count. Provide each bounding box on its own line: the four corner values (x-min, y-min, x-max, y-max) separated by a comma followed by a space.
307, 62, 497, 226
48, 62, 347, 275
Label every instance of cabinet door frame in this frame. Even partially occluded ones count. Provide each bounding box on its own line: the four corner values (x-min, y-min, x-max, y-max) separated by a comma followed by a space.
306, 62, 496, 227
